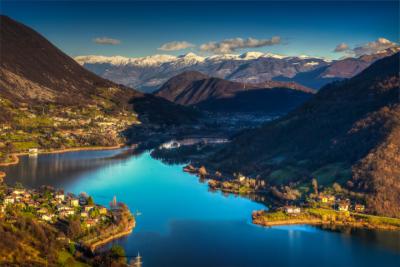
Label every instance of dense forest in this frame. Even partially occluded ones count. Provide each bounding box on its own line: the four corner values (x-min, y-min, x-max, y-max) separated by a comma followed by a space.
205, 53, 400, 217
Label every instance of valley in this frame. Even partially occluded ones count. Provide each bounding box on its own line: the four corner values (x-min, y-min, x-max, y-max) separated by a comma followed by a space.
0, 3, 399, 266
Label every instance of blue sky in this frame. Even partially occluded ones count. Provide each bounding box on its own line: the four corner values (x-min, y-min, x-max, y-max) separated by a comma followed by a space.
1, 1, 399, 59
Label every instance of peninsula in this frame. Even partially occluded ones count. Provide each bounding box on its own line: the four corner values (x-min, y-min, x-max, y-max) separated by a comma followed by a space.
0, 182, 135, 265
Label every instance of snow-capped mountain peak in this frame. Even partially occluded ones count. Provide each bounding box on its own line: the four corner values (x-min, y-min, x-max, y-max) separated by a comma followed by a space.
178, 52, 205, 62
75, 55, 131, 66
74, 49, 396, 92
75, 54, 177, 67
263, 53, 287, 59
239, 51, 264, 60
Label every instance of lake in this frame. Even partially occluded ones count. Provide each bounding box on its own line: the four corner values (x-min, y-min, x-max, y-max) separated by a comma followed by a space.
2, 149, 400, 267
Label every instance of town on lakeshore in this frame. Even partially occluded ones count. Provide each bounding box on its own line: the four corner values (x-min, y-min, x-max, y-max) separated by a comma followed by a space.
185, 165, 400, 231
0, 176, 139, 266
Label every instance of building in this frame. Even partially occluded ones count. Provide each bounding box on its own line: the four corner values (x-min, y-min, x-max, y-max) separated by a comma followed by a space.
41, 214, 54, 222
69, 199, 79, 207
354, 204, 365, 212
4, 197, 15, 205
237, 174, 246, 182
60, 209, 75, 217
99, 207, 107, 215
57, 205, 69, 212
85, 219, 98, 228
160, 140, 181, 149
13, 189, 25, 195
318, 194, 335, 203
84, 205, 94, 212
284, 206, 301, 214
55, 193, 65, 201
28, 148, 38, 154
37, 208, 48, 214
337, 201, 349, 211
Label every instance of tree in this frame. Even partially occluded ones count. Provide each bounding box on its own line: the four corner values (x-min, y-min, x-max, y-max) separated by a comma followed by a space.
333, 182, 342, 193
14, 182, 24, 189
198, 166, 208, 177
69, 243, 76, 255
311, 178, 318, 195
87, 196, 94, 205
67, 218, 82, 239
110, 245, 127, 264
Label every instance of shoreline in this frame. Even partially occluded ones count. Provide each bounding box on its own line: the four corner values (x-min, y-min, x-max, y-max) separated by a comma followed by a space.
252, 210, 400, 231
88, 228, 134, 252
252, 218, 400, 231
0, 144, 124, 167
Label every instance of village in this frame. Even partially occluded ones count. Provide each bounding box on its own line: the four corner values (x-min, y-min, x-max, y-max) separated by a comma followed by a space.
206, 172, 366, 214
0, 185, 108, 227
0, 99, 138, 163
184, 165, 400, 230
0, 182, 136, 251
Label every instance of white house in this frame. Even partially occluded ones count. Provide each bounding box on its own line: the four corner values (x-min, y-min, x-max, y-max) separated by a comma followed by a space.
55, 194, 65, 201
84, 205, 94, 212
41, 214, 54, 222
4, 197, 15, 205
28, 148, 39, 154
284, 206, 301, 214
69, 199, 79, 207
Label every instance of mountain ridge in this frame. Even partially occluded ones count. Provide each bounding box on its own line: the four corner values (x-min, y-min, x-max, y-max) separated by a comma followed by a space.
75, 48, 399, 92
0, 15, 198, 161
204, 53, 400, 217
154, 71, 314, 113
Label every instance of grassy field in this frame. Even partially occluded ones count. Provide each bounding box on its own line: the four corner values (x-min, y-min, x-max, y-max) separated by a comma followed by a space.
254, 208, 400, 230
58, 251, 90, 267
311, 163, 351, 186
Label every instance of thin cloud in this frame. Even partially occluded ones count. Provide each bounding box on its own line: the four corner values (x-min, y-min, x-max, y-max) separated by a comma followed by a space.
200, 37, 281, 54
93, 37, 121, 45
334, 38, 398, 56
334, 43, 349, 52
353, 38, 398, 56
158, 41, 195, 51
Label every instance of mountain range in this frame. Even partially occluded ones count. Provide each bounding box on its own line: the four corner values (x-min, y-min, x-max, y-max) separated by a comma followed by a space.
0, 15, 197, 158
75, 48, 399, 92
1, 14, 399, 219
155, 71, 314, 113
205, 53, 400, 218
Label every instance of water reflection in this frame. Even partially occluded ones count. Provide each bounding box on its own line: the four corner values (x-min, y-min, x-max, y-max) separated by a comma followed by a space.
1, 148, 134, 189
317, 225, 400, 254
1, 149, 399, 267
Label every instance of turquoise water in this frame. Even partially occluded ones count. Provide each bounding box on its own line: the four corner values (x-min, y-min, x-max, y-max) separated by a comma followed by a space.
2, 150, 400, 267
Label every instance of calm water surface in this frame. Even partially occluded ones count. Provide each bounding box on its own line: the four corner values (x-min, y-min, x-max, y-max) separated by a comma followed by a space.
2, 150, 400, 267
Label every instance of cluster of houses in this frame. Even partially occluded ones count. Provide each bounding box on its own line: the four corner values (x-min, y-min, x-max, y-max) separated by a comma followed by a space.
160, 138, 229, 150
0, 186, 110, 228
0, 103, 137, 155
282, 193, 365, 215
236, 174, 266, 189
316, 193, 365, 212
208, 173, 267, 194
